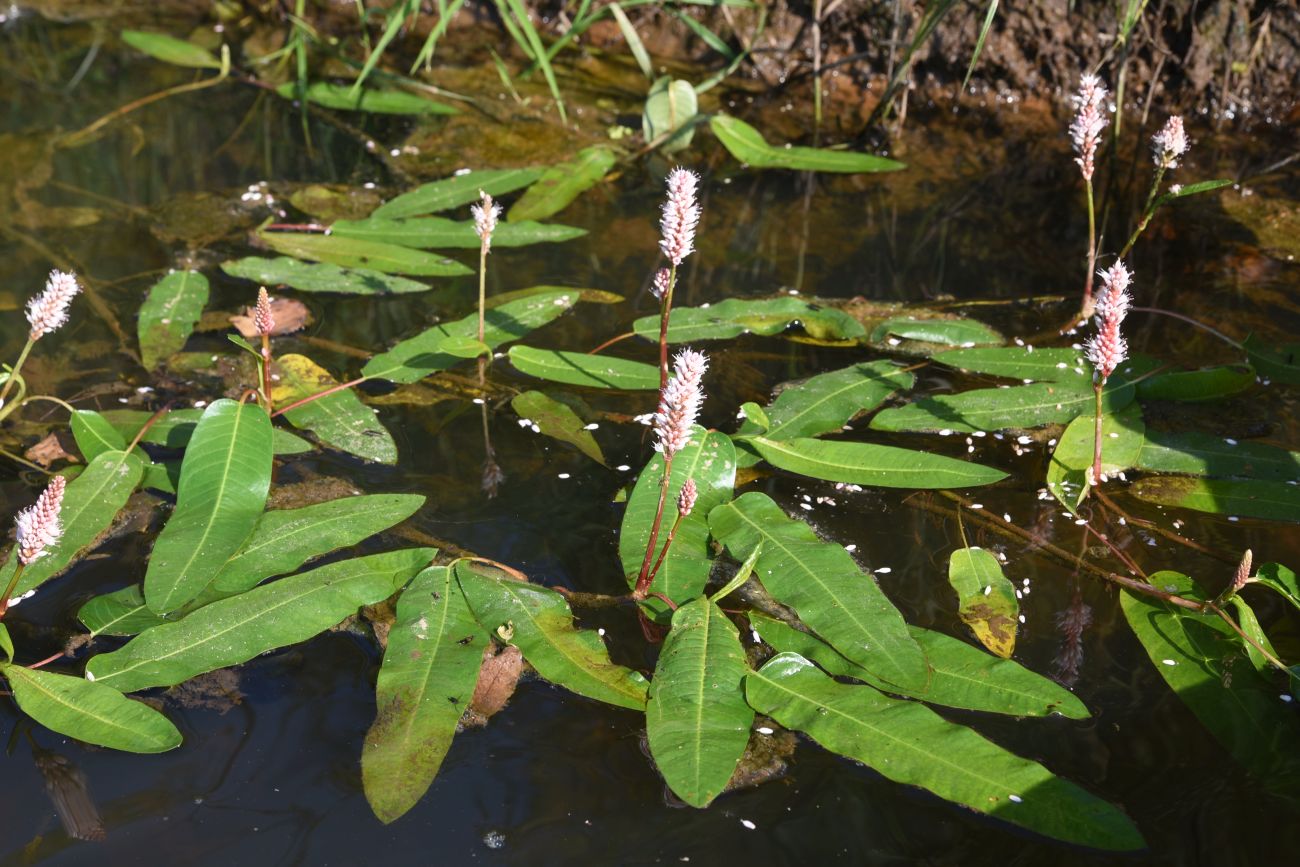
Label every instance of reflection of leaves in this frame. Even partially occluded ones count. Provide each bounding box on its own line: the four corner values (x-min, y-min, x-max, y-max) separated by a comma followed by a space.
1130, 476, 1300, 522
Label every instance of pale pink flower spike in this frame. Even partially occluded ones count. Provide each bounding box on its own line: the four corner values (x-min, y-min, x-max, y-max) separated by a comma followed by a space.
1085, 261, 1133, 381
15, 475, 67, 565
471, 191, 502, 252
1151, 116, 1189, 169
659, 168, 701, 266
26, 270, 81, 341
653, 349, 709, 459
1069, 74, 1108, 183
255, 287, 275, 337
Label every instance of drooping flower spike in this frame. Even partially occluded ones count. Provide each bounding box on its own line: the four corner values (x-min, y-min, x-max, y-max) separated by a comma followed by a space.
653, 349, 708, 459
659, 168, 700, 266
15, 475, 66, 565
1084, 261, 1133, 381
471, 191, 502, 252
1069, 74, 1109, 183
1151, 115, 1189, 169
26, 270, 81, 341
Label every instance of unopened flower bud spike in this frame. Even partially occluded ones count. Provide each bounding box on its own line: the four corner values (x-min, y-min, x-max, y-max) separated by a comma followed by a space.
255, 287, 275, 412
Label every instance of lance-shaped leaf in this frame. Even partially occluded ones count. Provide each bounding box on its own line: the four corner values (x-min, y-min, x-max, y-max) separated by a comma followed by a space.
1121, 571, 1300, 788
749, 613, 1088, 719
3, 665, 181, 753
274, 81, 458, 116
100, 408, 312, 455
363, 566, 486, 824
0, 451, 144, 598
70, 409, 127, 461
272, 354, 397, 464
0, 624, 12, 662
932, 347, 1089, 383
744, 654, 1144, 850
1136, 364, 1255, 402
749, 437, 1006, 489
872, 378, 1135, 434
78, 585, 167, 637
508, 145, 616, 221
619, 430, 736, 604
89, 549, 436, 692
1134, 431, 1300, 481
373, 168, 543, 220
331, 216, 585, 249
647, 598, 753, 808
869, 317, 1001, 347
212, 493, 425, 594
121, 29, 220, 69
221, 257, 430, 295
508, 346, 660, 390
364, 291, 577, 383
257, 232, 472, 277
632, 297, 866, 344
738, 361, 915, 441
143, 400, 273, 614
1130, 476, 1300, 522
510, 391, 604, 464
137, 270, 209, 369
948, 547, 1018, 659
1255, 563, 1300, 613
1046, 405, 1145, 511
454, 562, 648, 710
711, 115, 905, 174
709, 493, 926, 690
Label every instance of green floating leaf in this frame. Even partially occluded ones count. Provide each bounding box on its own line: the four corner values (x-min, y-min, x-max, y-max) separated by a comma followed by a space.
101, 408, 312, 456
121, 29, 220, 69
138, 270, 210, 369
870, 317, 1001, 347
619, 430, 736, 603
750, 436, 1007, 489
709, 493, 926, 690
1135, 431, 1300, 481
710, 115, 905, 174
212, 493, 425, 595
1244, 334, 1300, 386
1121, 571, 1300, 789
508, 145, 617, 222
143, 400, 273, 614
1129, 476, 1300, 522
70, 409, 126, 461
88, 549, 436, 692
738, 361, 914, 440
932, 346, 1089, 383
647, 598, 754, 808
643, 77, 699, 150
331, 216, 586, 249
1228, 596, 1279, 673
454, 562, 648, 710
510, 391, 604, 464
1255, 563, 1300, 613
78, 585, 167, 637
508, 346, 660, 390
363, 566, 485, 824
750, 614, 1087, 718
273, 354, 397, 464
1046, 405, 1145, 511
872, 378, 1135, 434
373, 168, 543, 220
948, 547, 1018, 659
0, 451, 144, 598
0, 623, 12, 662
3, 665, 182, 753
364, 291, 577, 383
633, 297, 867, 344
1137, 364, 1255, 402
745, 654, 1144, 850
257, 231, 472, 277
221, 257, 429, 295
275, 81, 458, 115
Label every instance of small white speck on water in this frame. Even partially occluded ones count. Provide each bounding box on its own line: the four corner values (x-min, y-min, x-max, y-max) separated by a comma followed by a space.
1118, 517, 1127, 525
751, 629, 762, 643
799, 503, 813, 511
472, 398, 485, 405
874, 567, 892, 574
973, 431, 987, 437
1108, 432, 1119, 439
845, 544, 857, 552
583, 423, 599, 430
1017, 435, 1032, 445
597, 628, 606, 636
938, 428, 953, 436
1008, 795, 1023, 803
970, 503, 983, 510
1014, 337, 1025, 346
1018, 614, 1026, 623
741, 819, 757, 830
1282, 694, 1294, 703
1225, 438, 1238, 445
1016, 589, 1023, 599
757, 726, 775, 735
1228, 516, 1240, 522
194, 400, 207, 408
558, 473, 571, 479
1003, 513, 1012, 523
983, 585, 993, 596
517, 418, 532, 428
530, 424, 540, 433
887, 337, 901, 346
1162, 659, 1177, 666
617, 464, 631, 472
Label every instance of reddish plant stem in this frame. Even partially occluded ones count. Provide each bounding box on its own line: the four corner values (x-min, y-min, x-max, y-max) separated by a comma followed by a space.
1090, 379, 1105, 487
271, 376, 368, 418
260, 333, 274, 413
658, 264, 677, 392
633, 454, 675, 599
587, 332, 634, 355
644, 510, 685, 587
126, 404, 174, 454
25, 650, 65, 670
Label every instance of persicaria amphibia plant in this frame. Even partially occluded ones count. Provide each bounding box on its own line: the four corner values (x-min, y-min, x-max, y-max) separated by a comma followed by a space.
1085, 261, 1133, 485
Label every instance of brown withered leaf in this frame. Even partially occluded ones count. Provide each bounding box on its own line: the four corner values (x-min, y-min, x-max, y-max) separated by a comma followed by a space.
230, 296, 312, 338
460, 645, 524, 728
25, 432, 73, 468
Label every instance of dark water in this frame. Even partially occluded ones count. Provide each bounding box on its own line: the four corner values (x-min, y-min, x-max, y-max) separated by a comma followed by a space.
3, 13, 1300, 866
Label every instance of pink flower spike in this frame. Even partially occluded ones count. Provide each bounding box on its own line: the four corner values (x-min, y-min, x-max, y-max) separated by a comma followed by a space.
26, 270, 81, 340
659, 168, 701, 265
651, 268, 672, 301
471, 190, 502, 252
1069, 74, 1109, 183
255, 287, 275, 337
677, 478, 698, 517
15, 475, 66, 565
1084, 261, 1133, 380
1151, 116, 1189, 169
653, 349, 709, 459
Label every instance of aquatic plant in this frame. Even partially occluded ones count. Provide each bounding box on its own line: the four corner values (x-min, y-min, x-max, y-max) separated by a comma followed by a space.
1070, 73, 1108, 311
1085, 261, 1133, 486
